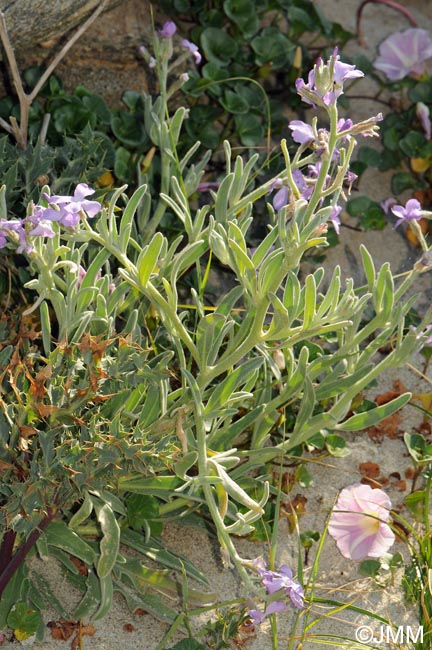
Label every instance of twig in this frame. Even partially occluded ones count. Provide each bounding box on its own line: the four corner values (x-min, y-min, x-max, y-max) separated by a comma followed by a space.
0, 0, 109, 148
356, 0, 417, 47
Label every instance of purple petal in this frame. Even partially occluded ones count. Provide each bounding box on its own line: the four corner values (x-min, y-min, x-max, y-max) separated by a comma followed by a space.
288, 120, 314, 144
273, 186, 289, 212
73, 183, 95, 201
159, 21, 177, 37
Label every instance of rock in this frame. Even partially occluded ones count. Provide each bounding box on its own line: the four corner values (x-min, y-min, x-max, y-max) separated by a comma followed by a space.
0, 0, 121, 49
0, 0, 158, 105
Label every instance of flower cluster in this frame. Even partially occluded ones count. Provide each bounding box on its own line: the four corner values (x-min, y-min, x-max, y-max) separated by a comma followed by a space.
0, 183, 100, 254
328, 484, 395, 560
295, 47, 363, 108
156, 21, 202, 64
248, 561, 304, 626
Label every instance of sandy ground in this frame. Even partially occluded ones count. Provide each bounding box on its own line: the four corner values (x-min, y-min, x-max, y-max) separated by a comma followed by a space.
2, 1, 432, 648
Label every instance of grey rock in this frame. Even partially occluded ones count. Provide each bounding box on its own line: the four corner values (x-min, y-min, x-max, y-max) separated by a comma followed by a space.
0, 0, 121, 49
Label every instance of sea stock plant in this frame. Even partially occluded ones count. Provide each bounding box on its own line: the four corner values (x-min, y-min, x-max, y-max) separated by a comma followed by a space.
0, 20, 431, 647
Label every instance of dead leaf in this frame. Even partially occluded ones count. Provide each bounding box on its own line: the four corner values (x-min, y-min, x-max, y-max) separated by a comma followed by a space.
48, 620, 76, 641
374, 380, 407, 406
359, 461, 380, 479
69, 555, 88, 576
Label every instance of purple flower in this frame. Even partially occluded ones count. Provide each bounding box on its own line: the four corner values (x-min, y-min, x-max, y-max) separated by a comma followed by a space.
259, 565, 304, 609
181, 39, 202, 65
42, 183, 101, 227
391, 198, 423, 228
158, 21, 176, 38
329, 205, 342, 234
374, 28, 432, 81
416, 102, 431, 140
248, 600, 287, 626
296, 48, 363, 108
0, 218, 32, 254
424, 324, 432, 345
197, 181, 221, 192
288, 120, 315, 144
414, 251, 432, 273
328, 484, 395, 560
380, 197, 397, 215
28, 220, 55, 239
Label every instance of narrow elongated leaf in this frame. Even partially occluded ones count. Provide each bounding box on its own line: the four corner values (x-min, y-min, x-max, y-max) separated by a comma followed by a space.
118, 475, 182, 494
39, 301, 51, 356
136, 232, 164, 287
303, 274, 316, 328
93, 574, 114, 620
113, 583, 176, 622
44, 522, 96, 565
93, 500, 120, 578
205, 358, 263, 413
335, 393, 411, 431
69, 491, 94, 529
119, 184, 147, 253
120, 529, 208, 585
73, 569, 101, 620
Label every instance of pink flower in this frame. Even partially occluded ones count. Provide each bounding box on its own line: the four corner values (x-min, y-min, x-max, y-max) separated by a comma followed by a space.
374, 29, 432, 81
416, 102, 431, 140
328, 484, 395, 560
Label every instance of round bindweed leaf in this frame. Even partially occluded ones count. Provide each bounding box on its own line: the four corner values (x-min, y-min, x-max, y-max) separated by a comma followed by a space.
234, 113, 264, 146
223, 0, 259, 38
391, 172, 417, 195
356, 145, 382, 168
111, 111, 147, 147
114, 146, 133, 182
121, 90, 145, 112
52, 97, 96, 133
346, 195, 374, 217
200, 27, 239, 66
220, 89, 249, 114
399, 131, 428, 158
408, 82, 432, 104
82, 95, 112, 126
251, 27, 295, 69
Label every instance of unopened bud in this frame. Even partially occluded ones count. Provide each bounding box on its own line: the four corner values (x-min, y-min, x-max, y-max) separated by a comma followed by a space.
272, 348, 286, 370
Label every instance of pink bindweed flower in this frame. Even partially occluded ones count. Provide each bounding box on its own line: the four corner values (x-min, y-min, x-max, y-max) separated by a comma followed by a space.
416, 102, 431, 140
328, 484, 395, 560
374, 28, 432, 81
391, 198, 423, 228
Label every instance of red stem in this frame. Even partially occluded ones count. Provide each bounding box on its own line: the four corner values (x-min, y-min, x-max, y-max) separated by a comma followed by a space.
0, 508, 56, 599
356, 0, 417, 47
